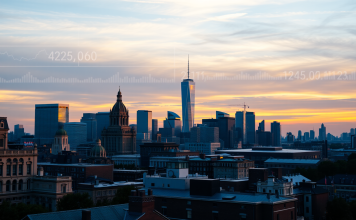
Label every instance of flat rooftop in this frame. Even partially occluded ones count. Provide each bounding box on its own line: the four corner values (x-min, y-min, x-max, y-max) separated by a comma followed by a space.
145, 188, 296, 204
38, 162, 112, 167
114, 169, 147, 172
79, 181, 143, 188
265, 158, 320, 164
216, 149, 320, 154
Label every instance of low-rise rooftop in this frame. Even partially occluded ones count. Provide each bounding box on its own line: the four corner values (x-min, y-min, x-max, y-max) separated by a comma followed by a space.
265, 158, 320, 164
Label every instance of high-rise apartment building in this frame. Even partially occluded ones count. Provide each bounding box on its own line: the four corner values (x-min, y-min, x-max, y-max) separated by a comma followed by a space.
297, 130, 302, 141
80, 113, 97, 142
271, 121, 281, 146
286, 132, 294, 143
319, 123, 326, 141
310, 130, 315, 140
95, 112, 110, 140
63, 122, 87, 151
181, 59, 195, 133
351, 128, 355, 136
246, 112, 255, 145
35, 104, 69, 145
137, 110, 152, 140
152, 119, 158, 141
304, 132, 310, 142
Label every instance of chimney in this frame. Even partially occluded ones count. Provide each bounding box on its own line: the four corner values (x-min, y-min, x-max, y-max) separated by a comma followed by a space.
37, 166, 44, 176
82, 210, 91, 220
129, 189, 155, 214
148, 188, 153, 196
200, 153, 206, 159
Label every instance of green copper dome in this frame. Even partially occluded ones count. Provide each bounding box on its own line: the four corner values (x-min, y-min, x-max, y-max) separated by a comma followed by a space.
55, 128, 67, 136
90, 139, 106, 158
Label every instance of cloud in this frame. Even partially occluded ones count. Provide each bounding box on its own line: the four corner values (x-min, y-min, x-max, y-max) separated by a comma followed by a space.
205, 13, 246, 22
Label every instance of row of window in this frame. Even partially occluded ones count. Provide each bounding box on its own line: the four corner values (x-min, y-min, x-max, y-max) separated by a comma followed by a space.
0, 179, 31, 192
0, 164, 31, 176
96, 189, 117, 196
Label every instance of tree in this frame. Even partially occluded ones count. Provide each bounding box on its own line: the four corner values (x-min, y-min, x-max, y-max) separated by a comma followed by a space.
326, 197, 352, 220
111, 185, 136, 205
335, 160, 347, 174
57, 193, 94, 211
318, 161, 338, 177
348, 153, 356, 161
0, 201, 47, 220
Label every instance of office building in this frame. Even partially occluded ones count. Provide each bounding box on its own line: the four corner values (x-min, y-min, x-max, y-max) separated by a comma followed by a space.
258, 120, 265, 131
63, 122, 87, 151
213, 157, 254, 179
52, 128, 70, 154
35, 104, 69, 145
14, 124, 25, 141
163, 111, 182, 137
202, 117, 235, 149
137, 110, 152, 140
184, 142, 220, 155
96, 112, 110, 140
310, 130, 315, 140
216, 111, 229, 118
111, 154, 141, 167
101, 89, 136, 155
216, 147, 321, 167
246, 112, 255, 145
235, 111, 245, 144
140, 142, 179, 167
271, 121, 281, 146
152, 119, 158, 141
256, 131, 272, 146
319, 123, 326, 141
190, 126, 219, 143
351, 128, 355, 136
297, 130, 302, 141
304, 132, 310, 142
235, 111, 255, 145
181, 59, 195, 132
257, 175, 293, 196
286, 132, 294, 143
80, 113, 97, 142
264, 158, 320, 175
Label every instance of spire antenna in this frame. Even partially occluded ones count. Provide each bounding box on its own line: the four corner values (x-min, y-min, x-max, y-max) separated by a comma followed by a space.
188, 55, 189, 79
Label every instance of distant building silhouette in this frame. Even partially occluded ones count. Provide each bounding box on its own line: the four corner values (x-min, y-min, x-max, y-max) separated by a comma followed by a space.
319, 123, 326, 141
271, 121, 281, 146
181, 57, 195, 132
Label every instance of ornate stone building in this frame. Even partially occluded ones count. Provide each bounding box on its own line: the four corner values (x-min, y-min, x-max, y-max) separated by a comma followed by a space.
52, 128, 70, 155
0, 117, 72, 211
102, 89, 136, 155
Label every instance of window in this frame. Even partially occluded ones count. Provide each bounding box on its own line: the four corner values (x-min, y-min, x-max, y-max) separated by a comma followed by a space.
162, 207, 167, 215
27, 164, 31, 175
306, 207, 309, 213
151, 183, 155, 186
12, 180, 17, 191
13, 164, 17, 175
167, 184, 170, 187
0, 181, 2, 192
0, 122, 3, 128
19, 164, 23, 175
306, 196, 309, 202
187, 210, 192, 219
18, 180, 23, 190
291, 211, 294, 220
27, 179, 31, 190
7, 165, 11, 176
0, 165, 2, 176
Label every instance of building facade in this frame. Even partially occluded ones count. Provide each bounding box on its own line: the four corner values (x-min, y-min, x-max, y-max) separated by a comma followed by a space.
213, 158, 255, 179
80, 113, 97, 142
271, 121, 281, 146
102, 89, 137, 155
96, 112, 110, 140
52, 128, 70, 155
35, 104, 69, 145
137, 110, 152, 140
181, 76, 195, 133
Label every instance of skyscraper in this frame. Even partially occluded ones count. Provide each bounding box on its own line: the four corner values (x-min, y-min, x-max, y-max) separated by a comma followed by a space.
163, 111, 181, 137
80, 113, 97, 142
319, 123, 326, 141
152, 119, 158, 141
304, 132, 310, 142
258, 120, 265, 131
96, 112, 110, 140
271, 121, 281, 146
310, 130, 315, 140
137, 110, 152, 140
216, 111, 229, 119
181, 57, 195, 133
351, 128, 355, 136
35, 104, 69, 145
297, 130, 302, 141
235, 111, 255, 144
63, 122, 87, 151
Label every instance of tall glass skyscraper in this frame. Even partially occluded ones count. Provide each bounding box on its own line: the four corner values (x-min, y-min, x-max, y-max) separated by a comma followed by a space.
235, 111, 255, 144
181, 58, 195, 133
35, 104, 69, 145
64, 122, 87, 151
96, 112, 110, 140
271, 121, 281, 146
80, 113, 97, 142
137, 110, 152, 140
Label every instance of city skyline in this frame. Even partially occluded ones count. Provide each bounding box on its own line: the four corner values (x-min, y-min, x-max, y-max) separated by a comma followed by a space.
0, 0, 355, 136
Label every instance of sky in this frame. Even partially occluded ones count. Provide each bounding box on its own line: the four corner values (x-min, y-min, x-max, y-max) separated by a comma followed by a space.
0, 0, 356, 137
